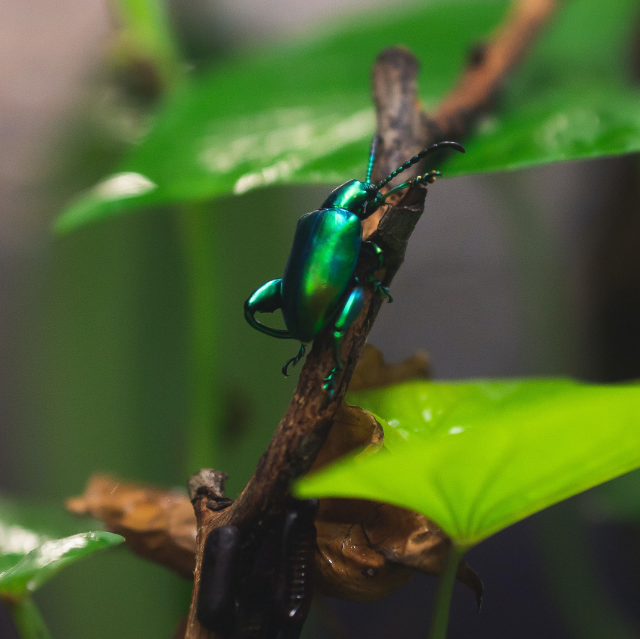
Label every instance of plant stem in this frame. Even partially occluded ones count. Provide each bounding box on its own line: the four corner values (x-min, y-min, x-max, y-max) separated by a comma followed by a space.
427, 545, 463, 639
8, 597, 53, 639
179, 203, 220, 475
535, 500, 638, 639
112, 0, 184, 91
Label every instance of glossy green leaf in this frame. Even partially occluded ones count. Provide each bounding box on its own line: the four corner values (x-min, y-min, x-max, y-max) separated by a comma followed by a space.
55, 0, 640, 232
0, 497, 122, 601
0, 497, 103, 573
0, 531, 123, 600
296, 379, 640, 549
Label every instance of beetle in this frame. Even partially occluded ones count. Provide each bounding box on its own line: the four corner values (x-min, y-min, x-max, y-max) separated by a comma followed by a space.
244, 137, 464, 396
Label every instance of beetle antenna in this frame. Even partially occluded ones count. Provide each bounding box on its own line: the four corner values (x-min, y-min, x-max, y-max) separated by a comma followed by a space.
375, 141, 464, 190
365, 135, 380, 184
368, 171, 441, 209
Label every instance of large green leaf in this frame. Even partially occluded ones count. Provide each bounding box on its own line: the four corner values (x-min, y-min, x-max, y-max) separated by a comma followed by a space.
295, 379, 640, 549
55, 0, 640, 232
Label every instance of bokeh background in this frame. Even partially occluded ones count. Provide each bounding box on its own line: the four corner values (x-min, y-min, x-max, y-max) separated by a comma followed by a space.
2, 0, 640, 637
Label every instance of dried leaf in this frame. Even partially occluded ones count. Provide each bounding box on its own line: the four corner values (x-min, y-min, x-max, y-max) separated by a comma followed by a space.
66, 475, 196, 579
311, 403, 384, 472
349, 345, 429, 391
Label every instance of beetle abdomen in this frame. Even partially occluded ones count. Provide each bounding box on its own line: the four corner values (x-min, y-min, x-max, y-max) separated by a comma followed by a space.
282, 209, 361, 342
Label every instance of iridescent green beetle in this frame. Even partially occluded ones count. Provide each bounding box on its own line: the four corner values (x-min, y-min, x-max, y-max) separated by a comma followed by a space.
244, 137, 464, 396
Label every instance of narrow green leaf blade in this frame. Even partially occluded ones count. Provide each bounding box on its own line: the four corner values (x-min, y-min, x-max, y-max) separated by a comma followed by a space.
0, 531, 123, 599
55, 0, 640, 232
296, 379, 640, 549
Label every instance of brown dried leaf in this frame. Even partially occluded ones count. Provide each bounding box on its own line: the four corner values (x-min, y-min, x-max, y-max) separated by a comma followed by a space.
311, 403, 384, 473
67, 474, 196, 579
314, 498, 413, 601
349, 344, 429, 391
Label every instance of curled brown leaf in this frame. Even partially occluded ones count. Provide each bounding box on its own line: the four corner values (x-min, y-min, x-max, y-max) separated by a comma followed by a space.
67, 474, 197, 579
349, 344, 429, 391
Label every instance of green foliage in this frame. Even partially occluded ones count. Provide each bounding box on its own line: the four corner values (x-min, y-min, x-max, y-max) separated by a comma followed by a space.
296, 379, 640, 549
55, 0, 640, 233
0, 497, 122, 601
0, 531, 123, 601
0, 498, 98, 574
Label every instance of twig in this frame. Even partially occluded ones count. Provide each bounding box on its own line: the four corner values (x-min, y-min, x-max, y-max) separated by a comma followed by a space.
184, 1, 558, 636
429, 0, 558, 142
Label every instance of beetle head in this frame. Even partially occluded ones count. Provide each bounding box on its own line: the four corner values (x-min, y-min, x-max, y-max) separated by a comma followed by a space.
320, 180, 376, 216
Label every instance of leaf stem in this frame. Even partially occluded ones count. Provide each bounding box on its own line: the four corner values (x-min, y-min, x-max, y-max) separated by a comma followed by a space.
8, 597, 54, 639
427, 545, 463, 639
112, 0, 184, 91
178, 203, 220, 475
535, 501, 638, 639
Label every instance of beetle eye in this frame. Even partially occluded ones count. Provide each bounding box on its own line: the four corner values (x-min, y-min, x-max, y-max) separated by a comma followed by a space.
366, 184, 378, 198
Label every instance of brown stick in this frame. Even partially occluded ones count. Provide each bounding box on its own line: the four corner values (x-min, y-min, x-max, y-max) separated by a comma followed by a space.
184, 1, 558, 636
429, 0, 558, 142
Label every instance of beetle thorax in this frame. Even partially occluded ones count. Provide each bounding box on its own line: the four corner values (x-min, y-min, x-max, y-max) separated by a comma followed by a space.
320, 180, 376, 216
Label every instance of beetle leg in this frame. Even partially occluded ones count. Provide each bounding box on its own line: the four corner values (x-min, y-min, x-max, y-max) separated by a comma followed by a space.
371, 280, 393, 303
323, 285, 366, 398
197, 525, 241, 636
244, 279, 293, 339
323, 367, 338, 399
282, 343, 306, 377
360, 242, 393, 303
361, 240, 384, 270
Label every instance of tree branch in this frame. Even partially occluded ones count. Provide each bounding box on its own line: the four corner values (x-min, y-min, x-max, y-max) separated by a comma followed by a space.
429, 0, 558, 141
184, 1, 558, 636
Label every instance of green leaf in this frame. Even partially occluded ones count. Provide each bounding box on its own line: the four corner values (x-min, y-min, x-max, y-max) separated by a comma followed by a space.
0, 497, 103, 573
0, 497, 122, 601
55, 0, 640, 232
295, 379, 640, 549
0, 531, 123, 600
